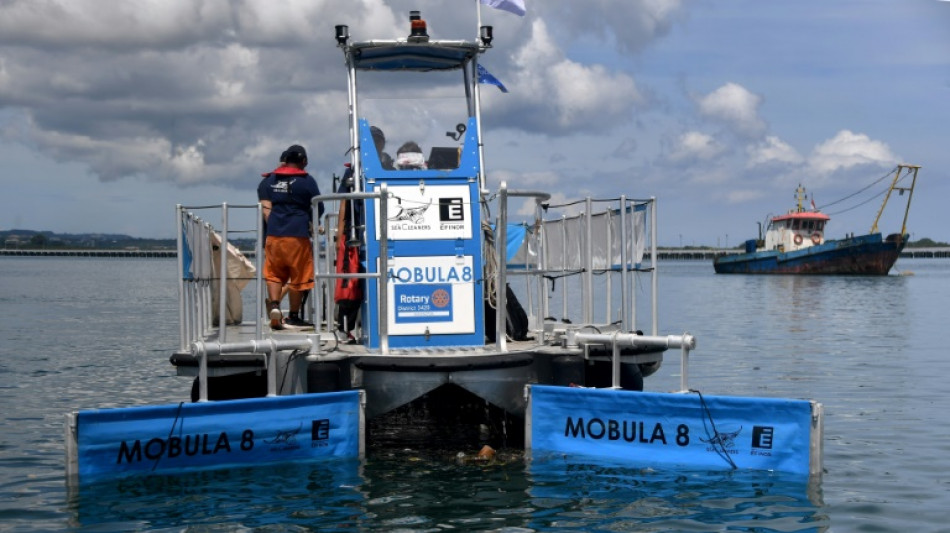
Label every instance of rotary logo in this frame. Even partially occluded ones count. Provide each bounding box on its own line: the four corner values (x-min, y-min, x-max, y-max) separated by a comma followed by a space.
431, 288, 450, 308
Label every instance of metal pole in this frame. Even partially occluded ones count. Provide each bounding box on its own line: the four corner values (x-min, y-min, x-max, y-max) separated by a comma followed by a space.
267, 340, 277, 397
176, 205, 187, 351
605, 208, 612, 323
255, 203, 264, 340
197, 342, 208, 402
561, 215, 567, 322
218, 204, 228, 343
680, 340, 690, 393
619, 196, 629, 332
611, 331, 621, 389
378, 183, 390, 354
496, 183, 508, 351
473, 60, 487, 194
900, 165, 920, 236
651, 197, 658, 336
584, 197, 593, 324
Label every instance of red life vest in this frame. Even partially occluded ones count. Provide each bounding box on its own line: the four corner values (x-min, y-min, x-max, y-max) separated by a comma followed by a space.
335, 198, 363, 302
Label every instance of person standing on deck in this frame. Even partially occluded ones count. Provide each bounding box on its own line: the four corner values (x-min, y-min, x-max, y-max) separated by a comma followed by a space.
258, 144, 324, 329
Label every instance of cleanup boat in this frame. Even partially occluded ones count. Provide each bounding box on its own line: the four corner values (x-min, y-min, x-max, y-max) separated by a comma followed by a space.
713, 164, 920, 275
66, 10, 823, 484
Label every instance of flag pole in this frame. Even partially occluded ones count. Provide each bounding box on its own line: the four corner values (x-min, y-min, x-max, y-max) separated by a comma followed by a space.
474, 0, 486, 193
476, 0, 482, 41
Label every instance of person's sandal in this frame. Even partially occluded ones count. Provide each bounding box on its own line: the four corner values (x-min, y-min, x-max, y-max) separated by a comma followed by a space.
268, 301, 283, 330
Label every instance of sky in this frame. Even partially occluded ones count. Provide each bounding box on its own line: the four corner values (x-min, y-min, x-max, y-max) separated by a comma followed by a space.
1, 0, 948, 246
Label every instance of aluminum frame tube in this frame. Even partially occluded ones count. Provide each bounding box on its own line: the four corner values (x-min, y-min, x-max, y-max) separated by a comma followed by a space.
651, 197, 658, 336
496, 183, 508, 351
619, 196, 629, 332
584, 197, 593, 324
176, 205, 187, 351
218, 203, 228, 343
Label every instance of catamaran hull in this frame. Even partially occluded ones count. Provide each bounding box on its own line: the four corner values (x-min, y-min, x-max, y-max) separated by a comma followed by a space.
713, 233, 907, 275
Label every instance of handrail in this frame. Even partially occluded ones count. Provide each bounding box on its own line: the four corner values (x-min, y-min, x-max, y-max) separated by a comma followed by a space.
192, 336, 319, 401
568, 331, 697, 392
312, 186, 390, 353
497, 184, 551, 351
176, 203, 262, 351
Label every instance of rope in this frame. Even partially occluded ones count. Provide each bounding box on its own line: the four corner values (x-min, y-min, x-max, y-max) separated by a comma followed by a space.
690, 389, 738, 470
816, 165, 897, 212
482, 219, 498, 308
153, 402, 186, 472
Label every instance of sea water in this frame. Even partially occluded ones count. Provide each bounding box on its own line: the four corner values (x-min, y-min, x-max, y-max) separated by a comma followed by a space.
1, 257, 948, 531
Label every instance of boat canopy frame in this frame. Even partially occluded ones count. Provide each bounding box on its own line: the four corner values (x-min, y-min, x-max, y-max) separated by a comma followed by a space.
339, 38, 489, 193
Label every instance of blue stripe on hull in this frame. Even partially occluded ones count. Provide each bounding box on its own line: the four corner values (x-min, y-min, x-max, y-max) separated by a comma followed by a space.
713, 233, 906, 275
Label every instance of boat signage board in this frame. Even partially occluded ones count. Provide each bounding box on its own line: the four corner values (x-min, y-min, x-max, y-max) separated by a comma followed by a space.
386, 254, 476, 335
526, 385, 822, 476
66, 391, 364, 484
375, 185, 473, 240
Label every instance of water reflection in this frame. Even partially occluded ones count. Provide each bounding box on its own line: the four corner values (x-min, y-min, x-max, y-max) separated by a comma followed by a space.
69, 460, 365, 530
527, 455, 827, 532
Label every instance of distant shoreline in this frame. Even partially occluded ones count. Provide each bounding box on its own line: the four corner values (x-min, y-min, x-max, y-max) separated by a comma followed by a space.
3, 248, 950, 260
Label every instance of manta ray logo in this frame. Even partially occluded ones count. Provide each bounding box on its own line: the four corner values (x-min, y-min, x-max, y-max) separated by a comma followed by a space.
699, 426, 742, 449
264, 422, 302, 445
389, 198, 432, 224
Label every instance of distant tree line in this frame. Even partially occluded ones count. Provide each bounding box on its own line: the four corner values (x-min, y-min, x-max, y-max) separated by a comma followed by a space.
4, 228, 947, 252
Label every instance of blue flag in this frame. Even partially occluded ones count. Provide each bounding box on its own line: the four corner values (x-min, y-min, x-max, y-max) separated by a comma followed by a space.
480, 0, 526, 16
477, 64, 508, 93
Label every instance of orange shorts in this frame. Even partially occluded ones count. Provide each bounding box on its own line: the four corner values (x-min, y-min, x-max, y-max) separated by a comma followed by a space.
263, 236, 314, 291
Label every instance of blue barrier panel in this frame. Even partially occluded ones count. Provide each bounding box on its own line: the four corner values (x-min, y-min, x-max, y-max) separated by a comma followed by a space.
72, 391, 363, 483
527, 385, 820, 475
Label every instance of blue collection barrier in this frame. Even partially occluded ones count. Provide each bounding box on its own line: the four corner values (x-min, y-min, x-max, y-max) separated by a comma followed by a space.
67, 391, 364, 484
526, 385, 822, 475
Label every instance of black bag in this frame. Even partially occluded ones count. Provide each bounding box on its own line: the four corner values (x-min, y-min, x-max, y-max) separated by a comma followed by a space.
485, 284, 530, 342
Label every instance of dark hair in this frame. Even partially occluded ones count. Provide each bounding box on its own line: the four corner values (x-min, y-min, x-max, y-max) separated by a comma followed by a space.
284, 144, 307, 165
396, 141, 422, 154
370, 126, 385, 146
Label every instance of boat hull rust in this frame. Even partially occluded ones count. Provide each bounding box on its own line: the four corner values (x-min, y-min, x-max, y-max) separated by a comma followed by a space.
713, 232, 907, 275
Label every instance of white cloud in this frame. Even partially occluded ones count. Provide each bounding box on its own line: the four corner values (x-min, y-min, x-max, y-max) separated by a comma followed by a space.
493, 19, 642, 134
697, 83, 766, 137
807, 130, 899, 174
746, 135, 803, 168
665, 131, 726, 163
543, 0, 686, 54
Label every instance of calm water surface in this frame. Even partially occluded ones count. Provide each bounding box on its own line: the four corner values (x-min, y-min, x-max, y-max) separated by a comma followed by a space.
1, 257, 948, 531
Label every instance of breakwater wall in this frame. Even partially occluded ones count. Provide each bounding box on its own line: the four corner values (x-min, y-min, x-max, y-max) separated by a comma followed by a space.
3, 248, 950, 259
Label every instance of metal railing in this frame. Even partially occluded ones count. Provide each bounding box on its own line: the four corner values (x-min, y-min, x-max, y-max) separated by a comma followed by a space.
176, 203, 263, 351
496, 183, 659, 342
310, 185, 391, 353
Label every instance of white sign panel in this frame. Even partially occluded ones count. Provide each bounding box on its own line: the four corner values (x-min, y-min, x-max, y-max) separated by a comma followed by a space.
375, 185, 473, 240
386, 255, 475, 335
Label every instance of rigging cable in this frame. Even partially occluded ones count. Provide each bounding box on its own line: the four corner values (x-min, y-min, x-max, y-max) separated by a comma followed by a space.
690, 389, 738, 470
815, 165, 897, 212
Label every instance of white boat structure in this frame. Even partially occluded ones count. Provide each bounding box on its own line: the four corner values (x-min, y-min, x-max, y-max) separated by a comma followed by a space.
66, 12, 822, 484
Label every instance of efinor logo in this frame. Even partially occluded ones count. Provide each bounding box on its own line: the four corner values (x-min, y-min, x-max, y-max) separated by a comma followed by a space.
752, 426, 774, 449
311, 419, 330, 441
439, 197, 464, 221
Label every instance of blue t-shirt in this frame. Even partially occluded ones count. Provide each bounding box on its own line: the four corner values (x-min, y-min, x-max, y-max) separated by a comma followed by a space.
258, 168, 323, 238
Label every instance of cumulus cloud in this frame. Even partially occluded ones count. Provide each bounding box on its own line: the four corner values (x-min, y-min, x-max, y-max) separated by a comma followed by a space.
487, 19, 642, 134
746, 135, 803, 168
808, 130, 899, 174
664, 131, 726, 164
543, 0, 686, 54
0, 0, 395, 186
697, 83, 766, 137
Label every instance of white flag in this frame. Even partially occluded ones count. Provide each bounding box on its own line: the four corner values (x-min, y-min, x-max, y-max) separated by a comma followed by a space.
480, 0, 526, 16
